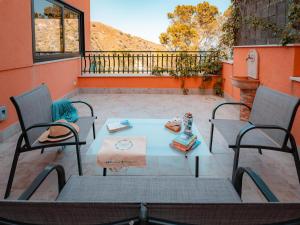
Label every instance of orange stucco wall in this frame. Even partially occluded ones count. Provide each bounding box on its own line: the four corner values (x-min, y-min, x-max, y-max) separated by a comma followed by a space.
222, 62, 240, 101
223, 45, 300, 143
78, 76, 219, 89
294, 46, 300, 76
0, 0, 90, 132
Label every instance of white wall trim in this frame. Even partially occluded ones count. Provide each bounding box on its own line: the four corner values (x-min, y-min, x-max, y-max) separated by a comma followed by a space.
234, 44, 300, 48
79, 87, 215, 95
222, 60, 234, 65
80, 73, 220, 78
290, 77, 300, 83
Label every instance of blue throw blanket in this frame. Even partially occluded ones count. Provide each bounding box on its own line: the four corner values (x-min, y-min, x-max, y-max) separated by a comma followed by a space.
52, 99, 78, 123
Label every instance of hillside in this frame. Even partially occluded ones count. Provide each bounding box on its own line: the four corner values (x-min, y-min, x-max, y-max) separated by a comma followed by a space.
91, 22, 166, 51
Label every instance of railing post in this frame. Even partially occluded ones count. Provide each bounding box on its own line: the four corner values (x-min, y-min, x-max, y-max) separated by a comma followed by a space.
88, 54, 91, 73
127, 53, 130, 73
132, 54, 135, 73
117, 54, 120, 74
99, 54, 101, 73
108, 54, 111, 73
142, 54, 144, 74
122, 53, 125, 74
93, 55, 96, 73
151, 52, 153, 74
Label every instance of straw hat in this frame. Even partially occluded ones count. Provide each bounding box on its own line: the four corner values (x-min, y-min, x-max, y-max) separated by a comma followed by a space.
38, 119, 80, 143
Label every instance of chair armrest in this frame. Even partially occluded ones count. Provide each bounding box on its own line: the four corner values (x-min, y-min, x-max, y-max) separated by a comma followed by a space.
233, 167, 279, 202
235, 124, 296, 149
18, 164, 66, 200
212, 102, 251, 119
25, 121, 79, 143
71, 100, 96, 118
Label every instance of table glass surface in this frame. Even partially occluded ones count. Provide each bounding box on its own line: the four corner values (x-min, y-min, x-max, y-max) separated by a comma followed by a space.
86, 118, 211, 176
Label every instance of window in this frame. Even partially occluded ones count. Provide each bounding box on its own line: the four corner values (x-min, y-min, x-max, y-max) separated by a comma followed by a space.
32, 0, 84, 62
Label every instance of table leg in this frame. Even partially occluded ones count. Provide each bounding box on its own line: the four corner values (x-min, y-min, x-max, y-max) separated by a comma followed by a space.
103, 168, 107, 176
195, 156, 199, 178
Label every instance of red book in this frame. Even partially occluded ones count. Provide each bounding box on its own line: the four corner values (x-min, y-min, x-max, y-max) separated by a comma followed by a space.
172, 139, 196, 152
173, 136, 196, 148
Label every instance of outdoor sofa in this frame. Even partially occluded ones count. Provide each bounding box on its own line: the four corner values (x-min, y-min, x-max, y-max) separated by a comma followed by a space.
0, 164, 300, 225
4, 84, 97, 199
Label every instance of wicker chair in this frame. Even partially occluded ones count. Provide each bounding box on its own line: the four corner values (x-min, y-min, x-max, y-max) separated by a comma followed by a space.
4, 84, 97, 199
0, 164, 300, 225
209, 86, 300, 181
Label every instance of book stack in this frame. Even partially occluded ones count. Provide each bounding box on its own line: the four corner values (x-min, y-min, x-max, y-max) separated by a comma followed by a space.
170, 133, 200, 152
106, 120, 132, 133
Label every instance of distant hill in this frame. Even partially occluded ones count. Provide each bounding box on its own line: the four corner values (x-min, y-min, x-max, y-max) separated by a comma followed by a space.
91, 22, 166, 51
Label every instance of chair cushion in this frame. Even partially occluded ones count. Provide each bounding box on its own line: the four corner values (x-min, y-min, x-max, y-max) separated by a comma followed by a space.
57, 176, 241, 203
211, 119, 281, 148
32, 116, 96, 147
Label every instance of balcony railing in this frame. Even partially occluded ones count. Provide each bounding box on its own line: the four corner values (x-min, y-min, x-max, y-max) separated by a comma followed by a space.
81, 51, 221, 75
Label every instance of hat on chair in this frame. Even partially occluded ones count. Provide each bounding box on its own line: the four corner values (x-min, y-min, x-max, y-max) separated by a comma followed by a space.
38, 119, 80, 143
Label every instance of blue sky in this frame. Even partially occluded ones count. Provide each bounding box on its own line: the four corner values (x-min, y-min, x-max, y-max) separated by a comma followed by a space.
91, 0, 231, 44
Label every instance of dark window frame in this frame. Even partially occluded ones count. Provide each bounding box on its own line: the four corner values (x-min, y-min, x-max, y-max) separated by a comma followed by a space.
31, 0, 85, 63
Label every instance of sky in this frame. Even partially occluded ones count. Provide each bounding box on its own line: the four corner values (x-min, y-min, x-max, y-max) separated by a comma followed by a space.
91, 0, 231, 44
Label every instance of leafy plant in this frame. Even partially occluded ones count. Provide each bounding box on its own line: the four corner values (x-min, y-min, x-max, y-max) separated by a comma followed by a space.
219, 1, 241, 57
151, 66, 168, 76
198, 75, 213, 94
244, 9, 300, 46
152, 51, 223, 95
168, 53, 198, 94
222, 0, 300, 49
213, 77, 224, 96
280, 0, 300, 45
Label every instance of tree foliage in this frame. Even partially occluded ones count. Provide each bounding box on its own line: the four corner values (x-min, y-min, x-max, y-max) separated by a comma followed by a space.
160, 23, 198, 50
160, 2, 220, 50
219, 2, 240, 57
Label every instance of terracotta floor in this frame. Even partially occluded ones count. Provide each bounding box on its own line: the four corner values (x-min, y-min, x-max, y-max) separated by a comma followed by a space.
0, 93, 299, 202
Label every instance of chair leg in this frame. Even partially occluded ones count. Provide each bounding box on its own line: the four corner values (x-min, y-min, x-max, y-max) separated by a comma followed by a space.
293, 154, 300, 184
290, 138, 300, 183
209, 123, 214, 153
195, 156, 199, 178
75, 144, 83, 176
4, 151, 20, 199
41, 148, 45, 154
232, 148, 240, 181
92, 123, 96, 139
4, 135, 23, 199
258, 148, 262, 155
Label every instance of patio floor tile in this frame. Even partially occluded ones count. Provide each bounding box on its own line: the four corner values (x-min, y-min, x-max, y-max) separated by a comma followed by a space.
0, 93, 299, 202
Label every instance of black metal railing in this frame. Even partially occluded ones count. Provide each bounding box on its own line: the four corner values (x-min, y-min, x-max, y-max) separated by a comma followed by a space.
81, 51, 220, 75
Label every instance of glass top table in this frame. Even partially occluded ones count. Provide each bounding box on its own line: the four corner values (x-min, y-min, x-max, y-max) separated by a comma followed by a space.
86, 118, 211, 176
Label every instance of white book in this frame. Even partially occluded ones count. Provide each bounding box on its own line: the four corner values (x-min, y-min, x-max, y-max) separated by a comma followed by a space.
106, 121, 131, 133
